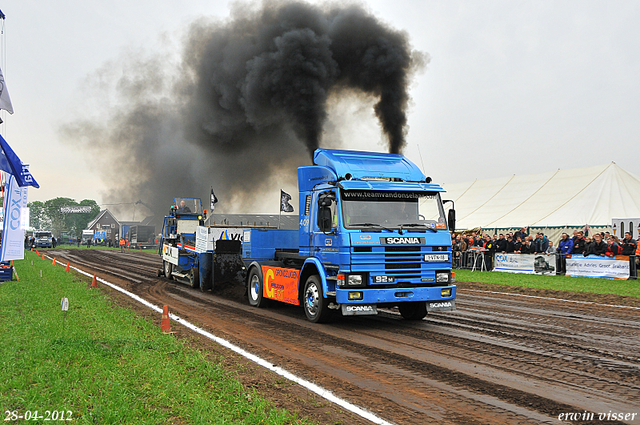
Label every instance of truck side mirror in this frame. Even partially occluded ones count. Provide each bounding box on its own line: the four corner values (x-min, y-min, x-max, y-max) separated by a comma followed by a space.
448, 209, 456, 232
442, 199, 455, 232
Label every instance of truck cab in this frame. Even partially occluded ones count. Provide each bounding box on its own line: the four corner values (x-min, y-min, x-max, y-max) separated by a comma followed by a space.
244, 148, 456, 323
34, 230, 53, 248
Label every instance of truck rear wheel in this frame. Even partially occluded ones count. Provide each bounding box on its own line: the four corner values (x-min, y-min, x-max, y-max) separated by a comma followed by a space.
189, 268, 199, 289
163, 261, 173, 280
399, 302, 427, 320
247, 268, 268, 307
303, 275, 330, 323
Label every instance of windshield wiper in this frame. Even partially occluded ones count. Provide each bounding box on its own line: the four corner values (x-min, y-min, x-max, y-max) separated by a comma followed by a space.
399, 223, 437, 233
350, 223, 394, 233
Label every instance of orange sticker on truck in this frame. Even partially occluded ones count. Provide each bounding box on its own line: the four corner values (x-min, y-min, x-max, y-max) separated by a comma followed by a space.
261, 266, 300, 305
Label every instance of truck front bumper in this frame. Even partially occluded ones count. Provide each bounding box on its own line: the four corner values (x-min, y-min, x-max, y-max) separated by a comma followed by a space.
335, 285, 456, 304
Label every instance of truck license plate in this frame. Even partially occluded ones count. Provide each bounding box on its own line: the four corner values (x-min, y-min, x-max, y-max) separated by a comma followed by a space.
424, 253, 449, 262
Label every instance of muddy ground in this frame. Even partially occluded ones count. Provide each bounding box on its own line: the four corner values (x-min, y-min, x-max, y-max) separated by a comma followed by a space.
46, 249, 640, 425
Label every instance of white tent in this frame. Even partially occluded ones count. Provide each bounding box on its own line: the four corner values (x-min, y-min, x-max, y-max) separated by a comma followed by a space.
439, 163, 640, 237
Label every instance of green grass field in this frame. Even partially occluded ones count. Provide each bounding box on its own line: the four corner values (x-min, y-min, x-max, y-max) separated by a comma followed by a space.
0, 250, 310, 424
454, 268, 640, 299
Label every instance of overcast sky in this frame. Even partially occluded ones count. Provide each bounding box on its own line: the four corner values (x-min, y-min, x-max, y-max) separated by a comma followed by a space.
2, 0, 639, 213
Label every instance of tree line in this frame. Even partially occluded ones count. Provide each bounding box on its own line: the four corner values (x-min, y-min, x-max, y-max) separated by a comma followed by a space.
28, 198, 100, 238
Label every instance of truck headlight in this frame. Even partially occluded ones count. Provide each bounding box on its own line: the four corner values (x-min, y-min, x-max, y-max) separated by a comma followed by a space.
436, 272, 450, 283
348, 274, 363, 286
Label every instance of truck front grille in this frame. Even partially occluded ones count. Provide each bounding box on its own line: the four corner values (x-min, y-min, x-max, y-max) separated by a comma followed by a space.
351, 245, 448, 282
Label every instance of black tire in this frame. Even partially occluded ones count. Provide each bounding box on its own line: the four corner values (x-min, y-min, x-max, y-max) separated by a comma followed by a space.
303, 275, 331, 323
163, 261, 173, 280
247, 267, 268, 307
189, 267, 199, 289
399, 302, 428, 320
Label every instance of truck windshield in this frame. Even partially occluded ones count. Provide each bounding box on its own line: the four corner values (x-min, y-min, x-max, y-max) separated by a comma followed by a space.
35, 232, 52, 238
174, 198, 202, 214
341, 190, 447, 231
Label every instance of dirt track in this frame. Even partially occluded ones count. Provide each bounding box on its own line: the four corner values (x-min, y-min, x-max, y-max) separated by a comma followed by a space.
49, 248, 640, 425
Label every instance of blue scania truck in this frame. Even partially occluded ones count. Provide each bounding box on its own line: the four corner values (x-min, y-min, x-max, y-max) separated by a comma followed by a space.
159, 148, 456, 323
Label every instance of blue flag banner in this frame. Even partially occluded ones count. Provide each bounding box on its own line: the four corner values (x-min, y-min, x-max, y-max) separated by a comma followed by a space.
0, 134, 39, 188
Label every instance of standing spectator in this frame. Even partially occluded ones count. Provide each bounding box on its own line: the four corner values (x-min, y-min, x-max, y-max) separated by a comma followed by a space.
557, 233, 574, 274
533, 233, 549, 254
587, 234, 607, 256
483, 235, 497, 269
496, 234, 508, 253
513, 236, 523, 253
572, 231, 586, 255
506, 236, 515, 253
514, 227, 528, 242
452, 235, 467, 268
77, 236, 81, 248
605, 237, 622, 257
546, 240, 557, 255
520, 238, 533, 254
119, 237, 126, 253
87, 237, 92, 248
583, 236, 593, 256
52, 236, 57, 248
621, 232, 637, 255
558, 233, 574, 255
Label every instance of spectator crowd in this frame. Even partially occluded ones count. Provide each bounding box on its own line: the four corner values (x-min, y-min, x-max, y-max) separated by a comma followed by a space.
453, 227, 637, 257
452, 227, 639, 272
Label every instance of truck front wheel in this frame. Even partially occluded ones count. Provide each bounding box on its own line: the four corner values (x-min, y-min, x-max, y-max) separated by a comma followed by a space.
189, 267, 199, 289
399, 302, 427, 320
303, 275, 330, 323
163, 261, 173, 280
247, 268, 268, 307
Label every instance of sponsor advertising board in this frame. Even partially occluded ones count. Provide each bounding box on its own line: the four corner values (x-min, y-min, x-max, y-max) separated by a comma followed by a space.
493, 253, 556, 276
566, 255, 630, 280
261, 265, 300, 305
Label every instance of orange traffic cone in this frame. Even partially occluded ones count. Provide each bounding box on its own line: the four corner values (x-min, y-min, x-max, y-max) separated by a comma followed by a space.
42, 254, 45, 260
91, 274, 98, 288
65, 262, 70, 272
52, 258, 56, 265
161, 305, 171, 333
36, 250, 39, 256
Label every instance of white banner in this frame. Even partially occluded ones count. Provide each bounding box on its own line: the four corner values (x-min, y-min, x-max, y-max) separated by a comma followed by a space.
195, 226, 244, 253
493, 253, 556, 275
566, 255, 630, 280
1, 174, 28, 261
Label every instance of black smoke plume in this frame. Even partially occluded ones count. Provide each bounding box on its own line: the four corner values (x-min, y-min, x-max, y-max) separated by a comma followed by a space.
62, 1, 425, 219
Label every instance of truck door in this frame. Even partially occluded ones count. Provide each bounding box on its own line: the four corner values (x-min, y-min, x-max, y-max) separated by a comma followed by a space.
312, 190, 339, 264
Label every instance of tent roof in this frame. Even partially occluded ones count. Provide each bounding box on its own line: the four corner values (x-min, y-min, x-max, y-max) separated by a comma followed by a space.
440, 162, 640, 229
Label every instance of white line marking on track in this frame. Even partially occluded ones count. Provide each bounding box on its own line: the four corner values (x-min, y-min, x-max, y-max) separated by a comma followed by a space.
47, 255, 394, 425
